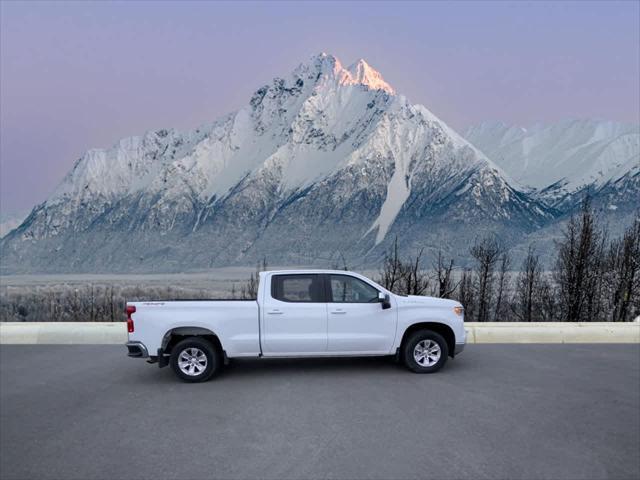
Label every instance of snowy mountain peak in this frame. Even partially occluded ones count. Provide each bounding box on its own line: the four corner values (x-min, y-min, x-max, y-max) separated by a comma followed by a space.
306, 52, 340, 73
300, 53, 395, 94
346, 58, 395, 94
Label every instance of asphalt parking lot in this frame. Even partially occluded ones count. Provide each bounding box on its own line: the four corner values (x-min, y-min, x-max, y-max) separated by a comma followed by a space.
1, 345, 639, 480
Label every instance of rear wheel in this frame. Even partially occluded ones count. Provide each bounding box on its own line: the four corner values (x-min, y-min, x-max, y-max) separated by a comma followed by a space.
403, 330, 448, 373
170, 337, 220, 382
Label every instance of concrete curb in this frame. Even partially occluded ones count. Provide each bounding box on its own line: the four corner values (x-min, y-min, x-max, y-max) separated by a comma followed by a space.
466, 322, 640, 344
0, 321, 639, 345
0, 322, 128, 345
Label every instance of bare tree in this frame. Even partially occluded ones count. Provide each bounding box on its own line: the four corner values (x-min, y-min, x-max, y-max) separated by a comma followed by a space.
378, 237, 403, 293
377, 238, 429, 295
433, 250, 458, 298
554, 198, 603, 322
398, 249, 430, 296
331, 251, 349, 271
607, 216, 640, 322
470, 235, 502, 322
88, 284, 95, 322
513, 245, 542, 322
493, 251, 511, 322
109, 286, 115, 322
240, 257, 268, 299
455, 268, 475, 320
586, 230, 607, 322
538, 273, 557, 322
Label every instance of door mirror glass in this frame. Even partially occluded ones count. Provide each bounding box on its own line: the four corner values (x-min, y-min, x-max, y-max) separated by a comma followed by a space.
379, 292, 391, 310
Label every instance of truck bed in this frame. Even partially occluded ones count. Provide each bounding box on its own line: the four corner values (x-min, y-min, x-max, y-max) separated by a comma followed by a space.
128, 300, 261, 357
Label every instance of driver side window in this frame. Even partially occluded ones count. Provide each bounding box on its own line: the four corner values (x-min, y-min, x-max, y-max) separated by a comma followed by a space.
329, 275, 379, 303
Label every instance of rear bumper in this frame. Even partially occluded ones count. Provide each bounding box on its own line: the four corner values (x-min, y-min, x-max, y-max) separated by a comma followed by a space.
454, 343, 465, 356
126, 341, 149, 358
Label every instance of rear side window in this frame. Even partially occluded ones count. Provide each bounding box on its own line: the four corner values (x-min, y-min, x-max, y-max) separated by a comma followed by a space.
329, 275, 379, 303
271, 275, 324, 303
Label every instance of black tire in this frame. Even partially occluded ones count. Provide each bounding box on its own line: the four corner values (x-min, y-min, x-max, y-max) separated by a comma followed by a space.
170, 337, 220, 383
403, 330, 449, 373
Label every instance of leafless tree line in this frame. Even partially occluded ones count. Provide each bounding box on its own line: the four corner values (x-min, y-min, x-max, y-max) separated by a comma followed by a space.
0, 284, 217, 323
377, 200, 639, 322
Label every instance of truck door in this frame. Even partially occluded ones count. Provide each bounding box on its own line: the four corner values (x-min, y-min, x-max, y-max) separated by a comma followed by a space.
326, 274, 397, 353
261, 274, 328, 354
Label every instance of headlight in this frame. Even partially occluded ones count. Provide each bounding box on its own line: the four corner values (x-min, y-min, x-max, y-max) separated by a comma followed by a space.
453, 306, 464, 316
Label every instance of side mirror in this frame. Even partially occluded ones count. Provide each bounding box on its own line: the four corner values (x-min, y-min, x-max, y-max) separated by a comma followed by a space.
378, 292, 391, 310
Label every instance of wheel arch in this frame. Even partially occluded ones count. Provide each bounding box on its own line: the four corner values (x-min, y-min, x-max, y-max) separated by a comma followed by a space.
161, 327, 224, 357
400, 322, 456, 358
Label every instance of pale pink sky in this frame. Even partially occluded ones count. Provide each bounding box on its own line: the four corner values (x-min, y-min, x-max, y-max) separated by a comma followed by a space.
1, 1, 638, 213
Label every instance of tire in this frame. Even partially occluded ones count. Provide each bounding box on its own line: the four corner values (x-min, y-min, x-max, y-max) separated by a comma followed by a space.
170, 337, 220, 383
403, 330, 449, 373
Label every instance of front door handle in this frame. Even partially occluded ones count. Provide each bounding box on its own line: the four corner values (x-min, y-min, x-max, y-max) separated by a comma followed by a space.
267, 310, 283, 315
330, 310, 346, 314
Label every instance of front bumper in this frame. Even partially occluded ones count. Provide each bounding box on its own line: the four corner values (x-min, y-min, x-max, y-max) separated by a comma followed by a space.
454, 343, 465, 356
126, 341, 149, 358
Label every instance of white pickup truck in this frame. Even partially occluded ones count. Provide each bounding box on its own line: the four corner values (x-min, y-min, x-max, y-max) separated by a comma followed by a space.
125, 270, 466, 382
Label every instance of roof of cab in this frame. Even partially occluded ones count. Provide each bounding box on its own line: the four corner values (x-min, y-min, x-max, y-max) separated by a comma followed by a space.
259, 269, 360, 276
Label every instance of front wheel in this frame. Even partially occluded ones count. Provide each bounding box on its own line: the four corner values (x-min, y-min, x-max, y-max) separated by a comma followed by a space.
403, 330, 448, 373
170, 337, 220, 383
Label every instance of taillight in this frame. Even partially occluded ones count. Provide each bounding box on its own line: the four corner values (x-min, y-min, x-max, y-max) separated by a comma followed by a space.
126, 305, 136, 333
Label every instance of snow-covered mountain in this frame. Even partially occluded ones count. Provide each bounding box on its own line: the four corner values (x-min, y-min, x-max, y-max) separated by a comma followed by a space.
0, 212, 27, 239
1, 53, 554, 273
464, 120, 639, 210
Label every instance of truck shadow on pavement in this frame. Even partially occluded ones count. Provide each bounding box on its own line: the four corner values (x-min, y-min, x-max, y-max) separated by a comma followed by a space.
125, 354, 468, 385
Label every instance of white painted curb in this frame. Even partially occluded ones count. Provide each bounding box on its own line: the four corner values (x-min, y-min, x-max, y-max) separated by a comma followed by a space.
0, 322, 128, 345
465, 322, 640, 344
0, 322, 638, 345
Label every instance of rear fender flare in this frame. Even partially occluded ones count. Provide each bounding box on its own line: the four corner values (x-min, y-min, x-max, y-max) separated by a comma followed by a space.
161, 327, 219, 352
